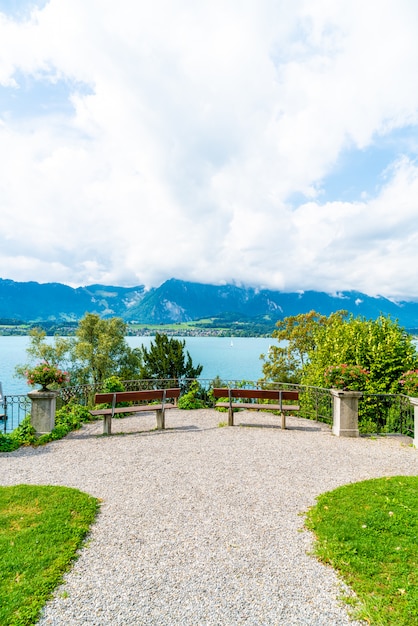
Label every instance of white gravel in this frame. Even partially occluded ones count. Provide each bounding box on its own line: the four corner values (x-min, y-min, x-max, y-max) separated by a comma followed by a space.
1, 408, 417, 625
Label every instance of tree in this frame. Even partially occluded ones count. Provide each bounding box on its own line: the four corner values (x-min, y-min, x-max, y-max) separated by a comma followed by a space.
302, 314, 418, 393
261, 310, 418, 393
20, 327, 73, 366
15, 328, 74, 381
17, 314, 142, 386
139, 333, 203, 386
260, 310, 347, 383
73, 314, 141, 385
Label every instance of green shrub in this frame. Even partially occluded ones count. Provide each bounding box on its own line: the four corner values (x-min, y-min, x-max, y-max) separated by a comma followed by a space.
0, 433, 19, 452
10, 416, 37, 446
55, 402, 91, 429
102, 376, 125, 392
0, 402, 93, 453
324, 364, 369, 391
399, 369, 418, 397
178, 380, 206, 409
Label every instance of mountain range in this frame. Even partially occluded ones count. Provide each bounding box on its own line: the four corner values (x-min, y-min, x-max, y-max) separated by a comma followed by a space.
1, 277, 418, 330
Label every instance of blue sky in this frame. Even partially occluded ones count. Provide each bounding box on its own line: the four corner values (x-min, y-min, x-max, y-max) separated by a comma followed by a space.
1, 0, 418, 299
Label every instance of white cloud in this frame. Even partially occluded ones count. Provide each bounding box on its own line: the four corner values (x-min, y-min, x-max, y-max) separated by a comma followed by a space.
0, 0, 418, 297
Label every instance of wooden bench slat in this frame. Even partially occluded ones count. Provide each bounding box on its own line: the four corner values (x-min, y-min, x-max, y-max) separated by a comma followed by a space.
89, 403, 176, 417
89, 388, 180, 434
213, 387, 300, 428
94, 388, 180, 404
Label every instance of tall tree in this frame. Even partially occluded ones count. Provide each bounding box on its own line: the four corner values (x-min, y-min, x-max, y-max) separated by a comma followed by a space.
15, 328, 74, 381
74, 314, 140, 385
260, 310, 347, 383
139, 333, 202, 386
17, 314, 142, 386
302, 314, 418, 393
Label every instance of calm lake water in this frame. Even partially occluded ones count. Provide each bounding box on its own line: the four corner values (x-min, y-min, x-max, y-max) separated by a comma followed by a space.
0, 335, 274, 395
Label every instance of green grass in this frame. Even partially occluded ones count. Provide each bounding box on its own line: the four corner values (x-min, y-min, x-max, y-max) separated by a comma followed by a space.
305, 476, 418, 625
0, 484, 99, 626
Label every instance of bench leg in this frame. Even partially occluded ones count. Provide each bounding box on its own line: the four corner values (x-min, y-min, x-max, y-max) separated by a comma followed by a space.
103, 414, 112, 435
281, 412, 286, 430
156, 409, 165, 430
228, 406, 234, 427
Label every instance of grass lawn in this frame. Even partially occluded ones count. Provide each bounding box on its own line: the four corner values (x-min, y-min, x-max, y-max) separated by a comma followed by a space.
0, 484, 99, 626
306, 476, 418, 625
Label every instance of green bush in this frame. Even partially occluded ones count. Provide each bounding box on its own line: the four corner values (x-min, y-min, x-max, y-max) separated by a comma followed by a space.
178, 381, 206, 409
399, 369, 418, 397
102, 376, 125, 392
324, 364, 369, 391
0, 433, 19, 452
0, 402, 93, 453
304, 314, 418, 394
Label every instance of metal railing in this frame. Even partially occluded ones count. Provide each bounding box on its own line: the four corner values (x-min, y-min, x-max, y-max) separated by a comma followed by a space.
1, 381, 414, 439
207, 380, 333, 424
1, 394, 31, 434
58, 378, 333, 425
58, 378, 184, 407
358, 393, 414, 436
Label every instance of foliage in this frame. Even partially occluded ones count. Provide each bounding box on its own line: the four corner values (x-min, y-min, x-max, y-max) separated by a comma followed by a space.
306, 476, 418, 625
302, 314, 418, 394
0, 416, 37, 452
25, 362, 70, 389
16, 315, 142, 387
15, 328, 74, 386
21, 327, 73, 369
178, 380, 206, 409
399, 369, 418, 397
102, 376, 126, 392
139, 333, 203, 388
323, 364, 369, 391
12, 416, 37, 445
0, 433, 17, 452
36, 403, 92, 445
74, 314, 141, 384
262, 311, 418, 395
260, 310, 347, 383
55, 402, 92, 430
0, 484, 98, 626
0, 403, 93, 452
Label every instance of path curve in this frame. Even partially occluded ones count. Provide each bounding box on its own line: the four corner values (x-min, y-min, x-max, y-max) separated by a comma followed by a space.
1, 409, 417, 625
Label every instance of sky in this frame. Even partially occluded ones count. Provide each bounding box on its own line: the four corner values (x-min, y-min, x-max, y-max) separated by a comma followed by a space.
1, 1, 418, 300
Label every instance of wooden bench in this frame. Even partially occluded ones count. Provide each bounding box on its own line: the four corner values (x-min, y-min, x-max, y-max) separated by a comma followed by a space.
90, 388, 181, 435
213, 388, 299, 428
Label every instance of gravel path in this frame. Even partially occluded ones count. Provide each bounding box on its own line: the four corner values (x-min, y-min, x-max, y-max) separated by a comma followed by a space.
1, 408, 417, 625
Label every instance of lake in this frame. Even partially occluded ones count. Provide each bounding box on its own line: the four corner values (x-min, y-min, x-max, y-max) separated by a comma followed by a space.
0, 335, 274, 396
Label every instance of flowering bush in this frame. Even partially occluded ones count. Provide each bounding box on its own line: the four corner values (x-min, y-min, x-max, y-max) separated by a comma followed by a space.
25, 362, 69, 390
324, 364, 369, 391
399, 370, 418, 397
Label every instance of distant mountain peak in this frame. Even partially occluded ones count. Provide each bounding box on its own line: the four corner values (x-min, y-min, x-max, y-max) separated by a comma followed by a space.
0, 277, 418, 329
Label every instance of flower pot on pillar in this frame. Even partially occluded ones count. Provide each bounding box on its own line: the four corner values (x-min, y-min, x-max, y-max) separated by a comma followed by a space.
409, 397, 418, 449
330, 389, 362, 437
28, 390, 57, 435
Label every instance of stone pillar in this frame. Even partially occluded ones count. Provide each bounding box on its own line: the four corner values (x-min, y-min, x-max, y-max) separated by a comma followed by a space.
28, 390, 57, 434
330, 389, 362, 437
409, 397, 418, 449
